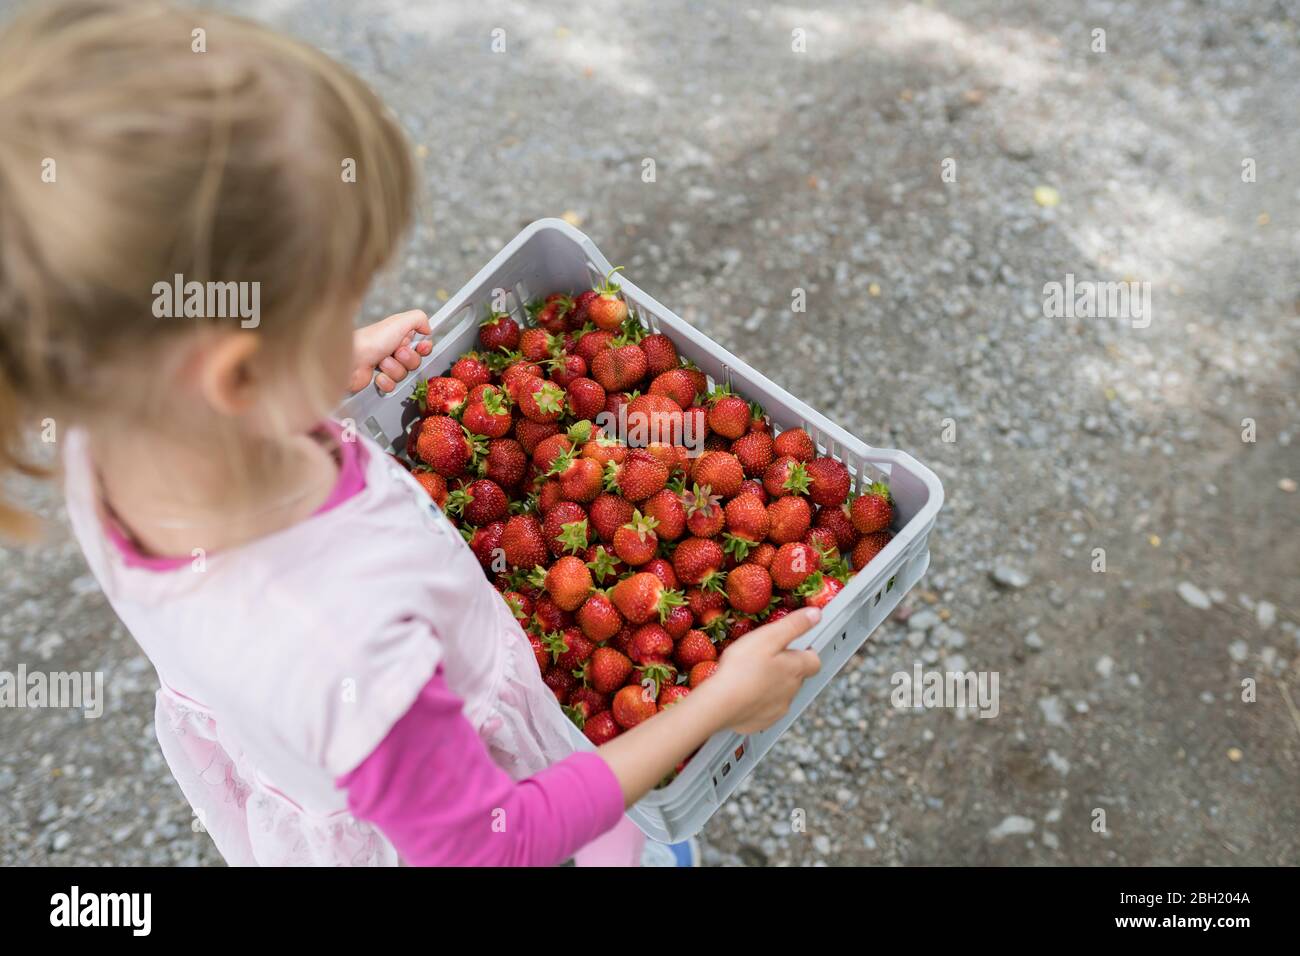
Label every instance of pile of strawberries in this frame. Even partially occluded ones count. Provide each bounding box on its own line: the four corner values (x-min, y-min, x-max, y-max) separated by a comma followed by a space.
395, 270, 896, 756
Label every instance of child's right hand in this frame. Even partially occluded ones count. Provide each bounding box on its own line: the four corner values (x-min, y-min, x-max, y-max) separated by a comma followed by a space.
707, 607, 823, 734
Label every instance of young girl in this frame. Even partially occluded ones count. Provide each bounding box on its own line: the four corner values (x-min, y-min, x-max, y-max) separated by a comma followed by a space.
0, 0, 821, 866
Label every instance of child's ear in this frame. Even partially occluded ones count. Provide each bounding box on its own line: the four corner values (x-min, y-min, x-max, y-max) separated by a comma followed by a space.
197, 332, 262, 416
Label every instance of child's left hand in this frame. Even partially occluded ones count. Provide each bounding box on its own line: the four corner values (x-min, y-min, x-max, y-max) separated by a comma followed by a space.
349, 310, 433, 394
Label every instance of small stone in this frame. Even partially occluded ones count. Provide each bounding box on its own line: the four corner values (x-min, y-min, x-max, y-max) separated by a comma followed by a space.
1043, 832, 1060, 850
1046, 750, 1071, 775
1032, 186, 1060, 208
1024, 631, 1044, 651
944, 654, 969, 673
1227, 747, 1243, 763
1177, 582, 1212, 610
908, 609, 941, 632
813, 835, 832, 855
989, 815, 1036, 840
907, 631, 926, 649
1279, 478, 1296, 493
1228, 640, 1249, 663
1095, 655, 1114, 679
1039, 696, 1067, 728
1256, 601, 1276, 630
991, 561, 1031, 589
51, 832, 71, 852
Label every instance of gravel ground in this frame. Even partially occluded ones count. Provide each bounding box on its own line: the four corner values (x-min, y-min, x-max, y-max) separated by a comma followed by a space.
2, 0, 1297, 866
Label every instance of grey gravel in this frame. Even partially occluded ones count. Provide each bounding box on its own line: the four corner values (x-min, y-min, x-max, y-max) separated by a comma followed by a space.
1177, 582, 1213, 610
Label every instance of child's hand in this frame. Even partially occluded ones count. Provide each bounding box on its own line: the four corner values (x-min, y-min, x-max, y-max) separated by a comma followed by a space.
707, 607, 823, 734
349, 310, 433, 393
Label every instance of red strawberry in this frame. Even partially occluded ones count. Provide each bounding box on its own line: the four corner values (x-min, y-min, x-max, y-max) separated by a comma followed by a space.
673, 537, 725, 588
691, 451, 744, 498
658, 684, 691, 709
533, 593, 572, 633
483, 438, 527, 489
806, 457, 851, 507
577, 593, 624, 642
663, 604, 693, 641
626, 394, 683, 446
589, 493, 635, 543
591, 344, 648, 392
500, 514, 548, 568
544, 555, 593, 611
768, 495, 812, 544
674, 629, 718, 670
703, 433, 730, 452
770, 541, 819, 589
612, 683, 658, 729
815, 504, 859, 551
535, 294, 573, 334
648, 369, 696, 410
681, 483, 725, 537
642, 488, 687, 541
852, 531, 893, 570
629, 623, 674, 664
514, 418, 562, 455
548, 626, 595, 671
416, 416, 476, 477
542, 501, 588, 556
547, 449, 603, 503
548, 352, 587, 388
850, 482, 894, 534
604, 449, 668, 502
575, 328, 615, 365
609, 572, 687, 624
527, 633, 549, 672
414, 376, 468, 415
501, 360, 545, 402
640, 334, 679, 376
466, 520, 505, 568
727, 617, 755, 641
642, 557, 679, 591
411, 468, 448, 506
450, 354, 492, 388
687, 586, 726, 620
519, 327, 556, 363
688, 660, 719, 687
543, 666, 577, 704
566, 376, 607, 420
612, 510, 659, 566
763, 455, 810, 498
721, 494, 770, 559
570, 685, 609, 716
569, 289, 599, 328
747, 402, 771, 434
458, 479, 509, 525
797, 571, 844, 609
588, 268, 629, 332
502, 590, 533, 628
537, 478, 565, 514
773, 428, 816, 462
478, 312, 521, 351
584, 543, 624, 584
731, 431, 774, 477
583, 710, 621, 744
680, 405, 708, 450
737, 478, 768, 503
749, 541, 777, 569
581, 432, 627, 467
725, 562, 773, 614
707, 394, 750, 439
531, 433, 575, 474
588, 646, 634, 693
518, 378, 566, 423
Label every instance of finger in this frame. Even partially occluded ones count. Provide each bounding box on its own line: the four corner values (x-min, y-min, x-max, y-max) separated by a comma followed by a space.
374, 372, 396, 394
783, 648, 822, 679
756, 605, 822, 651
388, 309, 430, 337
393, 345, 421, 370
379, 356, 407, 382
346, 367, 373, 394
414, 340, 432, 356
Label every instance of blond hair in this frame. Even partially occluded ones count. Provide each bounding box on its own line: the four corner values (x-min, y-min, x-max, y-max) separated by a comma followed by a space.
0, 0, 415, 537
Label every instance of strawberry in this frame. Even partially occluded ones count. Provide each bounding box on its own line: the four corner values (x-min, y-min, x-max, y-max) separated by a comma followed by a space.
587, 646, 634, 693
588, 268, 629, 332
642, 557, 679, 591
575, 328, 615, 365
565, 376, 607, 421
673, 537, 725, 588
749, 541, 777, 569
703, 433, 730, 452
583, 710, 621, 744
482, 438, 527, 489
691, 451, 744, 498
465, 521, 505, 568
681, 483, 725, 537
806, 457, 851, 507
773, 428, 816, 462
727, 617, 755, 641
662, 603, 693, 640
413, 376, 468, 416
764, 456, 810, 498
721, 494, 770, 559
688, 660, 718, 688
707, 394, 750, 440
658, 684, 691, 709
548, 448, 603, 503
852, 531, 893, 570
519, 327, 556, 363
648, 369, 696, 410
639, 333, 679, 376
502, 590, 533, 628
747, 402, 771, 434
501, 360, 545, 402
478, 312, 521, 351
416, 416, 477, 477
533, 593, 572, 633
584, 543, 624, 583
629, 623, 674, 664
500, 514, 548, 568
536, 478, 564, 514
731, 431, 774, 477
527, 633, 549, 672
626, 394, 683, 446
457, 478, 509, 525
612, 683, 658, 729
613, 510, 660, 566
543, 555, 593, 611
517, 378, 566, 423
610, 572, 687, 624
568, 289, 599, 327
541, 501, 588, 556
514, 418, 561, 455
411, 468, 448, 506
543, 666, 577, 704
680, 405, 708, 450
545, 626, 595, 671
534, 294, 573, 335
589, 493, 634, 543
591, 344, 648, 392
850, 481, 894, 534
531, 433, 575, 474
604, 449, 669, 502
770, 541, 819, 589
577, 593, 624, 642
767, 495, 812, 544
580, 432, 626, 467
570, 685, 609, 716
687, 586, 726, 621
737, 478, 768, 502
797, 571, 844, 609
674, 629, 718, 669
642, 488, 687, 541
450, 355, 492, 388
725, 562, 772, 614
548, 352, 586, 388
815, 503, 859, 551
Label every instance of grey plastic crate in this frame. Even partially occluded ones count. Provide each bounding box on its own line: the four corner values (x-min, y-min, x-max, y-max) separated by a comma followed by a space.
337, 218, 944, 844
